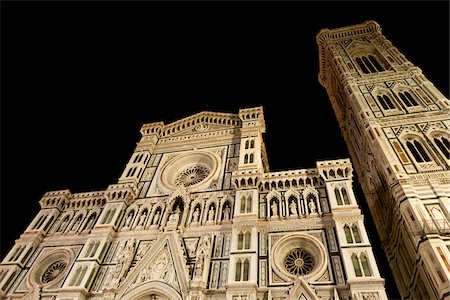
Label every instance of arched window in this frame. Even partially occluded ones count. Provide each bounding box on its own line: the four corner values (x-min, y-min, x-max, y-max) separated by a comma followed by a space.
245, 140, 249, 149
406, 140, 431, 162
344, 225, 353, 243
368, 55, 385, 72
240, 196, 251, 213
244, 231, 251, 249
244, 154, 248, 164
352, 224, 362, 243
377, 95, 395, 110
250, 140, 255, 149
235, 260, 242, 281
249, 153, 254, 163
362, 56, 376, 73
246, 196, 252, 213
352, 254, 363, 277
237, 232, 244, 250
360, 254, 372, 276
434, 136, 450, 158
342, 188, 350, 205
243, 259, 250, 281
356, 55, 385, 74
356, 57, 370, 74
399, 91, 419, 107
335, 188, 343, 205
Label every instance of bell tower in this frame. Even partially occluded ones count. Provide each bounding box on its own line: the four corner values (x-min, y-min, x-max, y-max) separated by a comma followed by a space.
317, 20, 450, 299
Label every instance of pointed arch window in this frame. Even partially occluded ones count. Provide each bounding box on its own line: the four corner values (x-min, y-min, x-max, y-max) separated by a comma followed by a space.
244, 231, 251, 249
245, 140, 249, 149
360, 254, 372, 276
237, 231, 251, 250
244, 154, 249, 164
434, 136, 450, 159
352, 253, 372, 277
235, 260, 242, 281
377, 95, 396, 110
356, 55, 385, 74
237, 232, 244, 250
344, 225, 353, 243
250, 140, 255, 149
344, 223, 362, 243
406, 140, 431, 162
235, 258, 250, 281
240, 195, 252, 213
352, 224, 362, 243
399, 91, 419, 107
335, 187, 350, 205
249, 153, 254, 163
352, 254, 363, 277
342, 188, 350, 204
335, 188, 343, 205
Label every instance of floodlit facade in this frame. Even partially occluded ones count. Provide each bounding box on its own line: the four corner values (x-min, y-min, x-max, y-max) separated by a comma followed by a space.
317, 20, 450, 299
0, 105, 389, 299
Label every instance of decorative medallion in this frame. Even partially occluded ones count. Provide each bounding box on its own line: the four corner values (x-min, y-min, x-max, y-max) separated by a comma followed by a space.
175, 166, 210, 187
41, 261, 67, 283
283, 248, 315, 276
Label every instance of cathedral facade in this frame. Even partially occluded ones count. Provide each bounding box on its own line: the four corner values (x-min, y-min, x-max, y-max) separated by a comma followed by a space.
317, 21, 450, 299
0, 104, 388, 300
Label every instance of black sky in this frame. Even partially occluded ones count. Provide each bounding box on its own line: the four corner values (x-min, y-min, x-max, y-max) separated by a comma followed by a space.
1, 2, 449, 299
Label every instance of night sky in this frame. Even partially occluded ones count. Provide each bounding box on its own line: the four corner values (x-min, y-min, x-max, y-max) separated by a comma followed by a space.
1, 2, 449, 298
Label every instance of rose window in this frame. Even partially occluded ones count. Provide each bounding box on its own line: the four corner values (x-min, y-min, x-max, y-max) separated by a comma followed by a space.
175, 165, 210, 187
41, 261, 67, 283
283, 248, 315, 276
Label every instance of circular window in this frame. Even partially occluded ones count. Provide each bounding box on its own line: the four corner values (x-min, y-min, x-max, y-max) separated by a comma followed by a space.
175, 165, 210, 187
271, 233, 327, 282
42, 261, 67, 284
27, 248, 73, 288
159, 151, 221, 192
283, 248, 315, 276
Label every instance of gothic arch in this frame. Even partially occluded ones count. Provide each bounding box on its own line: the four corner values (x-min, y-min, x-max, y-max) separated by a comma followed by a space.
428, 130, 450, 160
119, 281, 182, 300
284, 188, 300, 202
302, 186, 319, 201
400, 133, 435, 164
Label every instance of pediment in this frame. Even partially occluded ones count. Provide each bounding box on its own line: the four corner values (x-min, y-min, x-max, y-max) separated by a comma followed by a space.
287, 277, 320, 300
115, 232, 189, 299
161, 111, 240, 138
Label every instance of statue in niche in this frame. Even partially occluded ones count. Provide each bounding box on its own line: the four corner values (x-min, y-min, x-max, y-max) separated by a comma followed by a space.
168, 207, 181, 224
271, 201, 278, 217
58, 217, 68, 232
71, 216, 82, 231
308, 198, 317, 213
289, 201, 297, 216
192, 207, 200, 223
138, 211, 147, 226
223, 205, 231, 220
125, 212, 133, 227
152, 210, 161, 225
84, 215, 95, 230
207, 206, 215, 222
